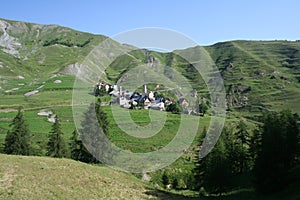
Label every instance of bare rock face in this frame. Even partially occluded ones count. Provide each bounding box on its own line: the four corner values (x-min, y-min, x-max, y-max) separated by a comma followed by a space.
0, 20, 9, 30
64, 62, 83, 75
0, 20, 21, 57
141, 172, 151, 182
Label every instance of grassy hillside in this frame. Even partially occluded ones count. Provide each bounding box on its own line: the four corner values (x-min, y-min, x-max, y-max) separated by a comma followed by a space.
1, 154, 299, 200
0, 18, 106, 96
1, 18, 300, 116
0, 154, 153, 199
204, 40, 300, 114
105, 41, 300, 116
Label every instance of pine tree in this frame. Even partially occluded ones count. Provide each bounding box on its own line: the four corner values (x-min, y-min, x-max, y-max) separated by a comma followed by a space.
280, 110, 299, 167
203, 136, 231, 195
70, 129, 97, 163
47, 115, 68, 158
70, 129, 79, 158
79, 99, 113, 164
4, 107, 31, 155
94, 85, 100, 96
162, 171, 169, 188
194, 127, 231, 195
172, 177, 178, 189
199, 102, 209, 115
249, 128, 261, 168
166, 102, 181, 114
222, 121, 251, 174
222, 125, 237, 173
235, 120, 250, 173
254, 110, 300, 193
95, 98, 109, 135
193, 127, 207, 190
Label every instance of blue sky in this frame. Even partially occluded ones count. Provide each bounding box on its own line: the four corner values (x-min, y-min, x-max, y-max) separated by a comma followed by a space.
1, 0, 300, 46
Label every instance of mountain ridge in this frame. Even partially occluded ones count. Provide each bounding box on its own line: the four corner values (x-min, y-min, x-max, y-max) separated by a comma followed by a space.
0, 18, 300, 115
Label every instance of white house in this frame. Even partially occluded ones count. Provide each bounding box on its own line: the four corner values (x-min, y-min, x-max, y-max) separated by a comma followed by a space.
119, 96, 129, 106
148, 91, 155, 101
105, 84, 110, 92
109, 90, 119, 97
149, 102, 165, 111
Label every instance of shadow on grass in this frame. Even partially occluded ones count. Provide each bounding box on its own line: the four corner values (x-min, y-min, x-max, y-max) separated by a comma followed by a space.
144, 188, 197, 200
144, 188, 257, 200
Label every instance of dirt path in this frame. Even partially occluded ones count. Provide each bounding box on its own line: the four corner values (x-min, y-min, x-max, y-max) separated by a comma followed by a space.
0, 104, 89, 113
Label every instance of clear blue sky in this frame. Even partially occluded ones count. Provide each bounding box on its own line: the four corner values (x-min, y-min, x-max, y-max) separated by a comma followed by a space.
1, 0, 300, 46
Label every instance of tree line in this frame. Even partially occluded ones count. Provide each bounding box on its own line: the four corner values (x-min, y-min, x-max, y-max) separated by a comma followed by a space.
191, 110, 300, 195
2, 98, 110, 164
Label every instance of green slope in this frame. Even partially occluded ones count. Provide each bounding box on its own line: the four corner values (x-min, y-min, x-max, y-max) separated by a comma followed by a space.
1, 18, 300, 115
1, 154, 299, 200
0, 153, 152, 199
105, 40, 300, 115
0, 18, 106, 94
204, 40, 300, 114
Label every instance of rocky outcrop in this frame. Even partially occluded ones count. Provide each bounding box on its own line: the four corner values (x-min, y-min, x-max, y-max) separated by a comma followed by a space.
0, 20, 21, 57
64, 62, 84, 75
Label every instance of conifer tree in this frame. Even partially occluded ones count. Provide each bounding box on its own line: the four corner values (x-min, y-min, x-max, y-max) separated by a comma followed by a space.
280, 110, 299, 167
79, 99, 113, 164
254, 110, 299, 193
235, 120, 250, 173
193, 127, 207, 190
202, 136, 231, 195
249, 128, 261, 168
162, 171, 169, 188
95, 98, 109, 135
47, 115, 67, 158
70, 129, 97, 163
172, 177, 178, 189
199, 102, 209, 115
221, 125, 237, 173
166, 102, 181, 114
194, 127, 231, 195
4, 107, 31, 155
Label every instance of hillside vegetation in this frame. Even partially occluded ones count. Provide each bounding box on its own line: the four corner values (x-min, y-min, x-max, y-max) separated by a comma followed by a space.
0, 18, 300, 199
1, 18, 300, 115
0, 154, 299, 200
0, 153, 155, 199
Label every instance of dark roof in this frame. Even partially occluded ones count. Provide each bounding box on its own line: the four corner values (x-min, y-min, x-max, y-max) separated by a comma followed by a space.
139, 95, 150, 103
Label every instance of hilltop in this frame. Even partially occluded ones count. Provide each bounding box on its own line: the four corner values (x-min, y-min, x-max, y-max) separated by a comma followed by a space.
0, 18, 106, 98
1, 154, 299, 200
0, 153, 182, 200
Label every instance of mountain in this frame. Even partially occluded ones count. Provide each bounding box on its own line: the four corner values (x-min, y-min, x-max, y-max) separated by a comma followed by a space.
0, 17, 300, 115
205, 40, 300, 114
106, 41, 300, 116
0, 18, 106, 91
